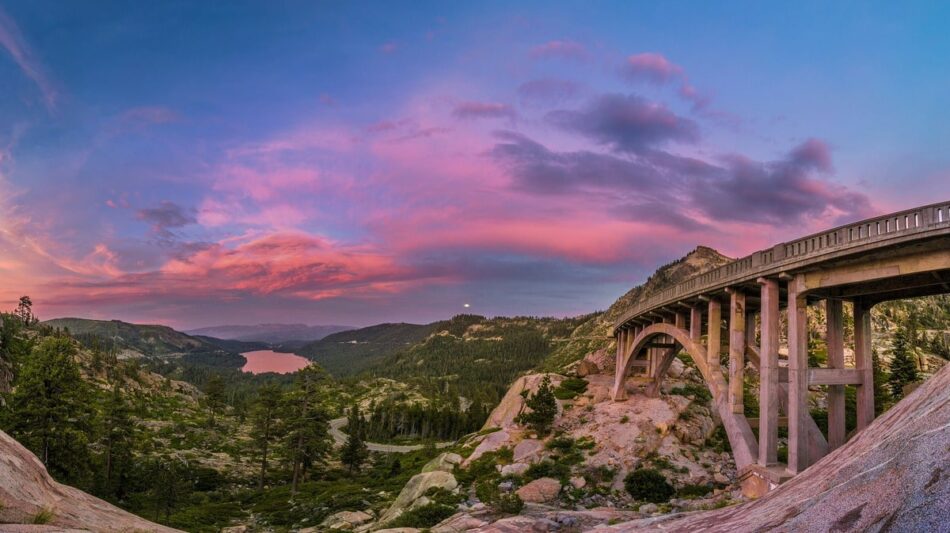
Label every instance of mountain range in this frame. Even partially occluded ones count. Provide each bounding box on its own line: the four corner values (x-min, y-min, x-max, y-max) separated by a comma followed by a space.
184, 323, 353, 343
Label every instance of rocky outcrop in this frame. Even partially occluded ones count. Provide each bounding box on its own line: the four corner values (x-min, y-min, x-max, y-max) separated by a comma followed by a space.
320, 510, 374, 530
576, 349, 613, 377
482, 373, 564, 430
379, 471, 459, 524
422, 452, 463, 473
589, 362, 950, 532
515, 477, 561, 503
0, 430, 179, 532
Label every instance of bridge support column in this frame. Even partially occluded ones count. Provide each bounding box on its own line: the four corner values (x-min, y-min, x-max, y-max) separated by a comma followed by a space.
727, 288, 746, 415
757, 278, 780, 466
707, 298, 722, 382
613, 329, 628, 401
787, 276, 809, 474
690, 306, 702, 342
854, 299, 875, 430
826, 299, 846, 450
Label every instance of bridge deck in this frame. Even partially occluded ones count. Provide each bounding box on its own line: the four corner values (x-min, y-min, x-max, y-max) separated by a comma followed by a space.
614, 201, 950, 334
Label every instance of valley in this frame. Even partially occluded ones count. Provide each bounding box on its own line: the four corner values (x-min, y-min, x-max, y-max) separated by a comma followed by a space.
0, 245, 947, 532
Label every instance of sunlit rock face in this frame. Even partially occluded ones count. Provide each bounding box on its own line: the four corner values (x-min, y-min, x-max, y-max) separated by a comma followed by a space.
589, 362, 950, 533
0, 430, 180, 532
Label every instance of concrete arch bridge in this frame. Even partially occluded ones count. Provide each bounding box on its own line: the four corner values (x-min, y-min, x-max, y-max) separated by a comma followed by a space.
612, 201, 950, 496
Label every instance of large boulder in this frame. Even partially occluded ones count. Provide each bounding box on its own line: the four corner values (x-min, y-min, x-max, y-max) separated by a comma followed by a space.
463, 430, 510, 466
431, 513, 490, 532
512, 439, 544, 463
577, 349, 614, 377
515, 477, 562, 503
320, 510, 374, 530
0, 430, 179, 532
422, 452, 463, 473
379, 471, 458, 524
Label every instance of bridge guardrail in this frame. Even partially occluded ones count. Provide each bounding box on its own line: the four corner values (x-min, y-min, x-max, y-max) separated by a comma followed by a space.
614, 201, 950, 333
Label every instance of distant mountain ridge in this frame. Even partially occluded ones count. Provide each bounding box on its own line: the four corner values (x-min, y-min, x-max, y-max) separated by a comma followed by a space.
41, 317, 249, 368
185, 323, 353, 343
293, 322, 436, 376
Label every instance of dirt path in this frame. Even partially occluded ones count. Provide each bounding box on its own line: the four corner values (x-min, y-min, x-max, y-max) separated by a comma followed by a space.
329, 417, 454, 453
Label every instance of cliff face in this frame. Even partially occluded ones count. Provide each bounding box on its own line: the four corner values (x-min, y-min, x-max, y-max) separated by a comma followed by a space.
0, 430, 180, 532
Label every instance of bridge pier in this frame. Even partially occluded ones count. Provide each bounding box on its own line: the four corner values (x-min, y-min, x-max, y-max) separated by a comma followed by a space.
854, 299, 875, 430
826, 298, 846, 450
727, 288, 746, 415
757, 277, 780, 467
786, 275, 809, 474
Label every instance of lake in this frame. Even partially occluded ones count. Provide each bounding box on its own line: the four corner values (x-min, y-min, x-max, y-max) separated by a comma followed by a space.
241, 350, 312, 374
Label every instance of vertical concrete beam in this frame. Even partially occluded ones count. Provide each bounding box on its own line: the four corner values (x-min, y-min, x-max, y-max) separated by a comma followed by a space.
787, 276, 809, 474
826, 299, 846, 450
675, 311, 686, 330
613, 328, 628, 401
728, 289, 747, 415
707, 298, 722, 376
690, 306, 702, 342
757, 277, 780, 466
854, 300, 875, 430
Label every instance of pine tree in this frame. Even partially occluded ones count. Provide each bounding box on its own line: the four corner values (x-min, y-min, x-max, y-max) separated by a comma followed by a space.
283, 365, 332, 494
203, 374, 226, 427
99, 382, 136, 500
6, 337, 94, 487
250, 383, 283, 490
340, 404, 368, 473
516, 376, 558, 435
888, 326, 919, 399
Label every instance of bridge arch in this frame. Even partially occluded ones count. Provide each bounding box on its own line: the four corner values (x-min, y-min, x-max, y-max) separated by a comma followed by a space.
613, 322, 758, 470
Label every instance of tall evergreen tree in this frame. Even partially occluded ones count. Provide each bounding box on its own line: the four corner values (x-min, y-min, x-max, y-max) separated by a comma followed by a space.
250, 383, 282, 490
282, 365, 332, 494
6, 337, 94, 487
99, 382, 136, 500
203, 374, 226, 427
340, 404, 369, 473
888, 326, 919, 399
516, 376, 558, 435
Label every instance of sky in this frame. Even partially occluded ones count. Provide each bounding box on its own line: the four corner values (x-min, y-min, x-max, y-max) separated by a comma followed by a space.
1, 1, 948, 329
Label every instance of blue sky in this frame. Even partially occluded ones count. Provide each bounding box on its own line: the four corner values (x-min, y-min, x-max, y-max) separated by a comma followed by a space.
1, 1, 948, 328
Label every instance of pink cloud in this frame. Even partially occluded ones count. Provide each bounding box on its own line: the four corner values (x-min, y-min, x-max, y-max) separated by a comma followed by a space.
622, 52, 709, 110
622, 52, 683, 83
379, 41, 398, 54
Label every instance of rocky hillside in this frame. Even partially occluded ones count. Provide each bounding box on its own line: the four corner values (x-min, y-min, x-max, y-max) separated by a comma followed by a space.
589, 360, 950, 532
0, 429, 179, 532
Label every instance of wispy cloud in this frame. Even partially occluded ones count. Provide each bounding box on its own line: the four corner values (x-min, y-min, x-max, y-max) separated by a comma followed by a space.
0, 6, 58, 111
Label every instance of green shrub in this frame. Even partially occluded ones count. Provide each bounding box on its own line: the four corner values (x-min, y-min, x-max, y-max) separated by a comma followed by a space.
670, 383, 712, 405
677, 483, 713, 499
31, 508, 54, 524
475, 479, 524, 514
389, 503, 456, 528
624, 468, 674, 503
553, 377, 588, 400
524, 460, 570, 482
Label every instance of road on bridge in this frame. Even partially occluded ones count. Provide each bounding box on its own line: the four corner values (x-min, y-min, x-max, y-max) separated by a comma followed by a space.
328, 417, 455, 453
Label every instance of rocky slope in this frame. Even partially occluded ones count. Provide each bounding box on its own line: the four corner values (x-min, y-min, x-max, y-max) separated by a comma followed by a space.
587, 359, 950, 532
0, 429, 180, 532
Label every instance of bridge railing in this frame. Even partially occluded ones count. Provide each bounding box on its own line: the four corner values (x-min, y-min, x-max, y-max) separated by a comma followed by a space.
615, 201, 950, 330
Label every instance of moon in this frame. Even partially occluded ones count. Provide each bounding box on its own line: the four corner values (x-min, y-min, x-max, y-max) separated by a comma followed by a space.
463, 303, 471, 308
